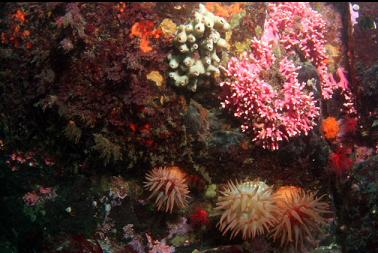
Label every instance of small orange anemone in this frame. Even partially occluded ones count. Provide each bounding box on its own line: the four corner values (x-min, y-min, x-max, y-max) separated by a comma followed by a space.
272, 186, 330, 252
322, 117, 340, 140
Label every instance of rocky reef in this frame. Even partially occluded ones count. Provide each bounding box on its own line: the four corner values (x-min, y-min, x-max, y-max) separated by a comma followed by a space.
0, 2, 377, 253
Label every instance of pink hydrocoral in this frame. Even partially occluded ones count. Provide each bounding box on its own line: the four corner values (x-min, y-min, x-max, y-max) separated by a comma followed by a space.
23, 186, 57, 206
221, 39, 319, 150
265, 2, 330, 97
324, 67, 357, 115
220, 2, 357, 150
265, 2, 356, 114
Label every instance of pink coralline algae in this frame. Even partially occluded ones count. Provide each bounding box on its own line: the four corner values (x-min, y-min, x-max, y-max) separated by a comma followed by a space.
221, 39, 319, 150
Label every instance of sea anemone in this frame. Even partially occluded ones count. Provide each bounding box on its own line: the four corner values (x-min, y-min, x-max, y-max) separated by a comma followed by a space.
322, 116, 340, 140
271, 186, 330, 251
215, 180, 278, 240
144, 166, 190, 213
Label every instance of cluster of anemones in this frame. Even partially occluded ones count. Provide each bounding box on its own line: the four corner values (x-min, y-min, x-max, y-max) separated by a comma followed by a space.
215, 181, 330, 251
144, 167, 330, 251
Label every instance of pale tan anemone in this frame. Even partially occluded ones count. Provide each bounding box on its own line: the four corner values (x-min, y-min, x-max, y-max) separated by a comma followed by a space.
271, 186, 330, 252
215, 180, 278, 240
144, 166, 190, 213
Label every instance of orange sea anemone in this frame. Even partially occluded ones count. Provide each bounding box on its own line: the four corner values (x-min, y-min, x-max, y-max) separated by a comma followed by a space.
322, 116, 340, 140
144, 166, 190, 213
271, 186, 330, 252
215, 180, 278, 240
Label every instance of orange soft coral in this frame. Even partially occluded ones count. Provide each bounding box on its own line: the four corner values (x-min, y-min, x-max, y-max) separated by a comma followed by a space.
130, 20, 162, 53
322, 116, 340, 140
205, 3, 245, 18
14, 10, 27, 23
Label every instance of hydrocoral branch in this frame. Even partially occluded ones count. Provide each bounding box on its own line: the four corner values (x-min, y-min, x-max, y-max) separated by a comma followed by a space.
324, 67, 357, 116
265, 2, 356, 114
221, 2, 357, 150
221, 39, 319, 150
264, 2, 330, 99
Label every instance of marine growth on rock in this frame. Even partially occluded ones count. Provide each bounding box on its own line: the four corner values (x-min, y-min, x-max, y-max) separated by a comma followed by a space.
167, 4, 230, 92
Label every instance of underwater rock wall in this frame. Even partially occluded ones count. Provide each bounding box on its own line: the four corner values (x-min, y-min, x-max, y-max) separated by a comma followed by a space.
0, 2, 377, 253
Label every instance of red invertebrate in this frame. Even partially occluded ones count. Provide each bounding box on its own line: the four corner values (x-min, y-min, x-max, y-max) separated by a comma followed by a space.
341, 117, 358, 136
190, 208, 209, 227
329, 147, 354, 176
